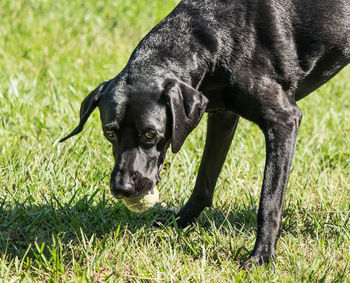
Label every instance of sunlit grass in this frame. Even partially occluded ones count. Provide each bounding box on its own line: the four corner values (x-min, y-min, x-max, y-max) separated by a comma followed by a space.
0, 0, 349, 281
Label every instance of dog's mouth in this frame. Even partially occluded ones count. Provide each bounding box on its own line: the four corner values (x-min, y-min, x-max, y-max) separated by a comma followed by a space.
110, 181, 157, 200
110, 169, 163, 200
110, 164, 165, 200
121, 187, 160, 213
110, 189, 149, 200
110, 190, 123, 199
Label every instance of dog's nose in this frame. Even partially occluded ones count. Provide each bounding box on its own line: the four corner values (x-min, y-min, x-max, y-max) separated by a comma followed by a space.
110, 183, 134, 198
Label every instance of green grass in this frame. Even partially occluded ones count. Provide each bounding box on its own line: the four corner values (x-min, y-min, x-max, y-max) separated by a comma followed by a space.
0, 0, 349, 281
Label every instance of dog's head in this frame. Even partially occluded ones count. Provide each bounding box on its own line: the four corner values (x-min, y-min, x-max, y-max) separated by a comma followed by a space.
60, 77, 208, 199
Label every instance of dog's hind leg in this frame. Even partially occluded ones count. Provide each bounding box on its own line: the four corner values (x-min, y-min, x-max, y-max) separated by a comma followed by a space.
244, 97, 303, 268
176, 111, 239, 228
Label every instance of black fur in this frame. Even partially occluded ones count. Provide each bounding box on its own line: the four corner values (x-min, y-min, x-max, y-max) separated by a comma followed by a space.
61, 0, 350, 268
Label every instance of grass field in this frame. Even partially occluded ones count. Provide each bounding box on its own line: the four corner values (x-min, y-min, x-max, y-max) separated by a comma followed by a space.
1, 0, 349, 281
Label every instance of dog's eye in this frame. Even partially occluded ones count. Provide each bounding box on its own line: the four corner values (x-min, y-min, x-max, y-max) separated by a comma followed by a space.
144, 130, 156, 140
105, 130, 116, 140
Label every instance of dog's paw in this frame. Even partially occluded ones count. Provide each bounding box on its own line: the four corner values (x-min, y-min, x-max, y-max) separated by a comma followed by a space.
153, 202, 200, 229
242, 254, 275, 271
153, 203, 177, 228
153, 214, 195, 229
153, 218, 169, 228
175, 215, 196, 229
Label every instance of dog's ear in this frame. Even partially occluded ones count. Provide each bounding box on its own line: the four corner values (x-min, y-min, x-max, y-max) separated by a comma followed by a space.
163, 79, 208, 153
60, 81, 109, 142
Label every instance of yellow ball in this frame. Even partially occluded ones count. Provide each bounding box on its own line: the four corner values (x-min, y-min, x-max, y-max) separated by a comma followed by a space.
122, 187, 159, 213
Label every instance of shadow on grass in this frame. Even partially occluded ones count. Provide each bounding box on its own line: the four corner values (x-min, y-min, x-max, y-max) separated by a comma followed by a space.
1, 191, 347, 262
0, 191, 259, 261
199, 202, 348, 240
0, 191, 162, 259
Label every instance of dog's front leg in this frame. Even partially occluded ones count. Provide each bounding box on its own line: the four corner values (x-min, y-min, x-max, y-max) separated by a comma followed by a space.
244, 102, 303, 268
176, 111, 239, 228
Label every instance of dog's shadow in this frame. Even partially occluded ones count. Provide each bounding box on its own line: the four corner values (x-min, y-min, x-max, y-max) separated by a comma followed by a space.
0, 192, 160, 259
2, 193, 318, 263
0, 192, 259, 260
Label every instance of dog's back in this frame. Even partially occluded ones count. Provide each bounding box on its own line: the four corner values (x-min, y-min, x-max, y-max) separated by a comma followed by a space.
202, 0, 350, 98
131, 0, 349, 101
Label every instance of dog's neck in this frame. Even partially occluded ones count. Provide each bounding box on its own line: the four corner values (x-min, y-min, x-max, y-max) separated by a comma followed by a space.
125, 52, 212, 92
124, 16, 218, 91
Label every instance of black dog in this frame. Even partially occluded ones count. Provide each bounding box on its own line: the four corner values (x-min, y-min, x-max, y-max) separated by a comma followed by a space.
60, 0, 350, 267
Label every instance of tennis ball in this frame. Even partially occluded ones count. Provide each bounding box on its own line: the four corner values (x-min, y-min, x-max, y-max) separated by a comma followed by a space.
122, 187, 159, 213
